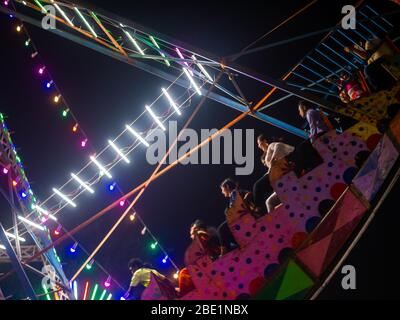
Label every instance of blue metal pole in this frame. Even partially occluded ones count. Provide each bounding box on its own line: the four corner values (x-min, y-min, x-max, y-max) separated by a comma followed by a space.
306, 56, 342, 77
329, 36, 365, 65
321, 43, 359, 69
315, 49, 352, 75
0, 224, 37, 300
365, 5, 393, 27
292, 71, 334, 94
358, 10, 387, 34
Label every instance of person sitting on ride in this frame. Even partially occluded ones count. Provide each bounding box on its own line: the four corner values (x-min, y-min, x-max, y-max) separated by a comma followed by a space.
220, 178, 253, 209
327, 72, 365, 102
257, 134, 295, 213
190, 219, 223, 260
344, 37, 396, 91
124, 258, 170, 300
178, 220, 223, 297
298, 101, 332, 142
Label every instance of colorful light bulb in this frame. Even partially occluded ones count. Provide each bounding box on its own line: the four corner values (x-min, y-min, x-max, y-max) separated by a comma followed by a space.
38, 66, 46, 75
70, 242, 78, 253
3, 167, 9, 174
119, 200, 125, 207
16, 25, 22, 32
54, 225, 62, 236
72, 124, 78, 133
62, 109, 69, 118
46, 80, 53, 89
81, 139, 88, 148
54, 95, 61, 103
104, 276, 111, 288
86, 259, 94, 270
150, 242, 158, 250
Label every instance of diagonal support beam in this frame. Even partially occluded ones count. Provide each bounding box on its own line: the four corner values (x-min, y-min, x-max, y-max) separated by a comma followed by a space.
0, 224, 37, 300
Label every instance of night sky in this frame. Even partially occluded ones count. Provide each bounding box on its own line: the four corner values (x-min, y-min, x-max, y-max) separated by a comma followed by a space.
0, 0, 399, 299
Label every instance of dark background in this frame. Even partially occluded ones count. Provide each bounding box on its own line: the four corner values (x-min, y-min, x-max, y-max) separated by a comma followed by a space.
0, 0, 399, 299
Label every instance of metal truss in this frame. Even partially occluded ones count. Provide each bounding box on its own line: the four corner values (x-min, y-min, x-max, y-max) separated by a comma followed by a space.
0, 114, 72, 300
0, 0, 353, 139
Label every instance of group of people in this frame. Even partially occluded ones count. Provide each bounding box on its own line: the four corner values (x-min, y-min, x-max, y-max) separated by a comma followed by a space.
329, 36, 398, 104
123, 100, 334, 300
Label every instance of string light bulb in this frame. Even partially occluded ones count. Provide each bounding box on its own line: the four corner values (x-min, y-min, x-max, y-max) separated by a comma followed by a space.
150, 242, 158, 250
72, 124, 79, 133
104, 276, 111, 288
62, 109, 69, 118
16, 25, 22, 32
86, 259, 94, 270
54, 95, 61, 103
54, 225, 62, 236
70, 242, 78, 253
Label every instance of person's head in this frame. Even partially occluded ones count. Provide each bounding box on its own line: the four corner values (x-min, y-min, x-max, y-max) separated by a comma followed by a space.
257, 134, 270, 153
128, 258, 144, 274
220, 178, 238, 198
190, 220, 206, 239
298, 101, 309, 119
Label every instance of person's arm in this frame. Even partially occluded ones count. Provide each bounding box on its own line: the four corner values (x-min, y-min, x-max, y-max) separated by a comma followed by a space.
264, 144, 275, 169
306, 111, 317, 138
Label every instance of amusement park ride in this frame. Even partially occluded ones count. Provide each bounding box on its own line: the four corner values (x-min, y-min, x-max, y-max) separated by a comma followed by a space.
0, 0, 399, 300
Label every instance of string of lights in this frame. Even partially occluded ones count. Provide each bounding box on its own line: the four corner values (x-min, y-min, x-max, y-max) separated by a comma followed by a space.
3, 0, 215, 281
2, 13, 195, 290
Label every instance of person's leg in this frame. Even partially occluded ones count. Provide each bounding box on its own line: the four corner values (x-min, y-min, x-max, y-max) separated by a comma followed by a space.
253, 173, 272, 211
218, 221, 239, 251
365, 58, 396, 91
266, 192, 281, 213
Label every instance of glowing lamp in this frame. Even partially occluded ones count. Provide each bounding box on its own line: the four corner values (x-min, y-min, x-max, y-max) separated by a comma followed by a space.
54, 95, 61, 103
38, 66, 46, 75
108, 183, 116, 191
81, 139, 88, 148
21, 191, 27, 199
72, 124, 78, 133
70, 242, 78, 253
46, 80, 53, 89
119, 200, 125, 207
173, 272, 179, 280
54, 225, 62, 236
150, 242, 158, 250
104, 276, 111, 288
86, 259, 94, 270
62, 109, 69, 118
3, 167, 9, 174
16, 25, 22, 32
162, 255, 168, 264
129, 213, 136, 221
12, 180, 17, 187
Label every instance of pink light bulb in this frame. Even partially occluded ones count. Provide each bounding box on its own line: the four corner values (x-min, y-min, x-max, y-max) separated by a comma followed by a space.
81, 139, 88, 148
3, 167, 9, 174
38, 66, 45, 75
119, 200, 125, 207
